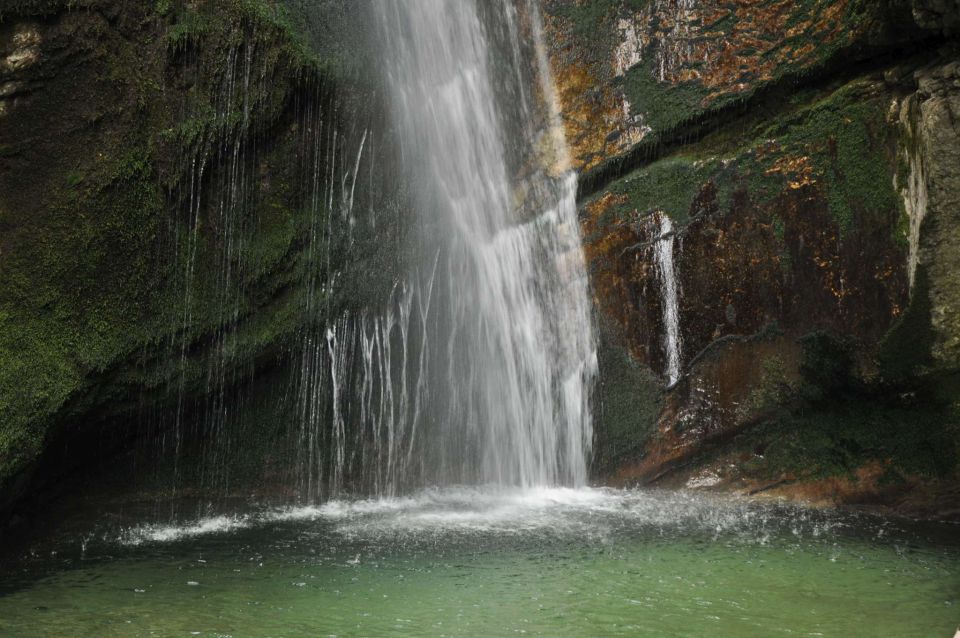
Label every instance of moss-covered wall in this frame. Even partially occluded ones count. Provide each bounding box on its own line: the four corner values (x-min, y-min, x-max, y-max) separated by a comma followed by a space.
2, 0, 957, 517
0, 0, 402, 512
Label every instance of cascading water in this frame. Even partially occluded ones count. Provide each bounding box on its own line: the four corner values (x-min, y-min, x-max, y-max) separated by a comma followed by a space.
368, 0, 597, 489
651, 212, 683, 386
148, 0, 598, 504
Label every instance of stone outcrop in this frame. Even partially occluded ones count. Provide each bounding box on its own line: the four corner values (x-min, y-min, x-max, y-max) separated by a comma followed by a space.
540, 0, 921, 172
544, 0, 960, 511
914, 0, 960, 33
912, 61, 960, 369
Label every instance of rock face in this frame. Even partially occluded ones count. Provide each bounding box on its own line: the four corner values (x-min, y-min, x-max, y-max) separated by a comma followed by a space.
0, 0, 402, 513
543, 0, 960, 511
914, 0, 960, 33
540, 0, 921, 172
1, 0, 957, 519
912, 61, 960, 369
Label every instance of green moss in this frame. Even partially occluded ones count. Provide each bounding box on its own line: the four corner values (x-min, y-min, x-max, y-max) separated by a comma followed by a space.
0, 0, 75, 20
591, 75, 900, 242
0, 0, 358, 495
797, 331, 856, 401
602, 156, 723, 225
739, 397, 957, 481
770, 81, 900, 234
165, 9, 212, 51
738, 355, 798, 420
621, 57, 713, 135
725, 324, 957, 482
65, 172, 85, 188
546, 0, 618, 66
879, 267, 936, 381
591, 320, 663, 476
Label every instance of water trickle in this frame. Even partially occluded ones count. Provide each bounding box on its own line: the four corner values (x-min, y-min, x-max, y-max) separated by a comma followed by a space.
651, 212, 683, 386
896, 97, 928, 293
293, 91, 368, 504
160, 35, 265, 504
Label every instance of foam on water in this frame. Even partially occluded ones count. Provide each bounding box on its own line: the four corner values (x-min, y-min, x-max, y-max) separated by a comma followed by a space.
117, 487, 842, 547
121, 515, 249, 546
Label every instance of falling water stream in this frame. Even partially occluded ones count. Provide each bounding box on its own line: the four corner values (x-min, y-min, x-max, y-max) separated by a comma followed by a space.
291, 0, 597, 498
652, 212, 683, 386
368, 0, 596, 489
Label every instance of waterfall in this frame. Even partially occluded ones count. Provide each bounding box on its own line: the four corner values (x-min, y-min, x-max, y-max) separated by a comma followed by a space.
368, 0, 597, 488
652, 213, 683, 386
142, 1, 597, 506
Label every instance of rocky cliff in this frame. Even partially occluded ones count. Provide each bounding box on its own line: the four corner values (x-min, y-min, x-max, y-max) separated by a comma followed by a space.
543, 0, 960, 515
1, 0, 958, 521
0, 0, 405, 514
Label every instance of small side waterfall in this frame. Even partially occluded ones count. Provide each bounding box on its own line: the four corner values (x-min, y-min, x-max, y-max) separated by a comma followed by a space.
652, 213, 683, 386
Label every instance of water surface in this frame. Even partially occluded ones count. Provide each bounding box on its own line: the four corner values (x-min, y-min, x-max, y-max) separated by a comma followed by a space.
1, 488, 957, 637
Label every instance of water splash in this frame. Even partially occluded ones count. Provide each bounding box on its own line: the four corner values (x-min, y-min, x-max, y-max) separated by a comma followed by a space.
115, 487, 845, 547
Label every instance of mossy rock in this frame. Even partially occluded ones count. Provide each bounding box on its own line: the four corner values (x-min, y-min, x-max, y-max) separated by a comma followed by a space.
0, 0, 396, 509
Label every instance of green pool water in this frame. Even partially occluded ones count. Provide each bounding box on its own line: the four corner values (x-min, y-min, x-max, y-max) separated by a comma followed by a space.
0, 488, 957, 637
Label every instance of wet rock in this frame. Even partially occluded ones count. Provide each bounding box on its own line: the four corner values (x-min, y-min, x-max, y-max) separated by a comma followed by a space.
1, 25, 41, 74
913, 61, 960, 367
547, 0, 960, 506
540, 0, 920, 172
912, 0, 960, 34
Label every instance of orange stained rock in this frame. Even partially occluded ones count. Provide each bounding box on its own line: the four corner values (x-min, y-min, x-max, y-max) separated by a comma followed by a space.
542, 0, 880, 171
766, 154, 817, 189
628, 0, 864, 106
550, 57, 626, 171
581, 194, 646, 354
768, 460, 898, 507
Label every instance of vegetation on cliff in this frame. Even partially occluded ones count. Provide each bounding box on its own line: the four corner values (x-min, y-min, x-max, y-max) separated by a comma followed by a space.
555, 0, 960, 511
0, 0, 396, 509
